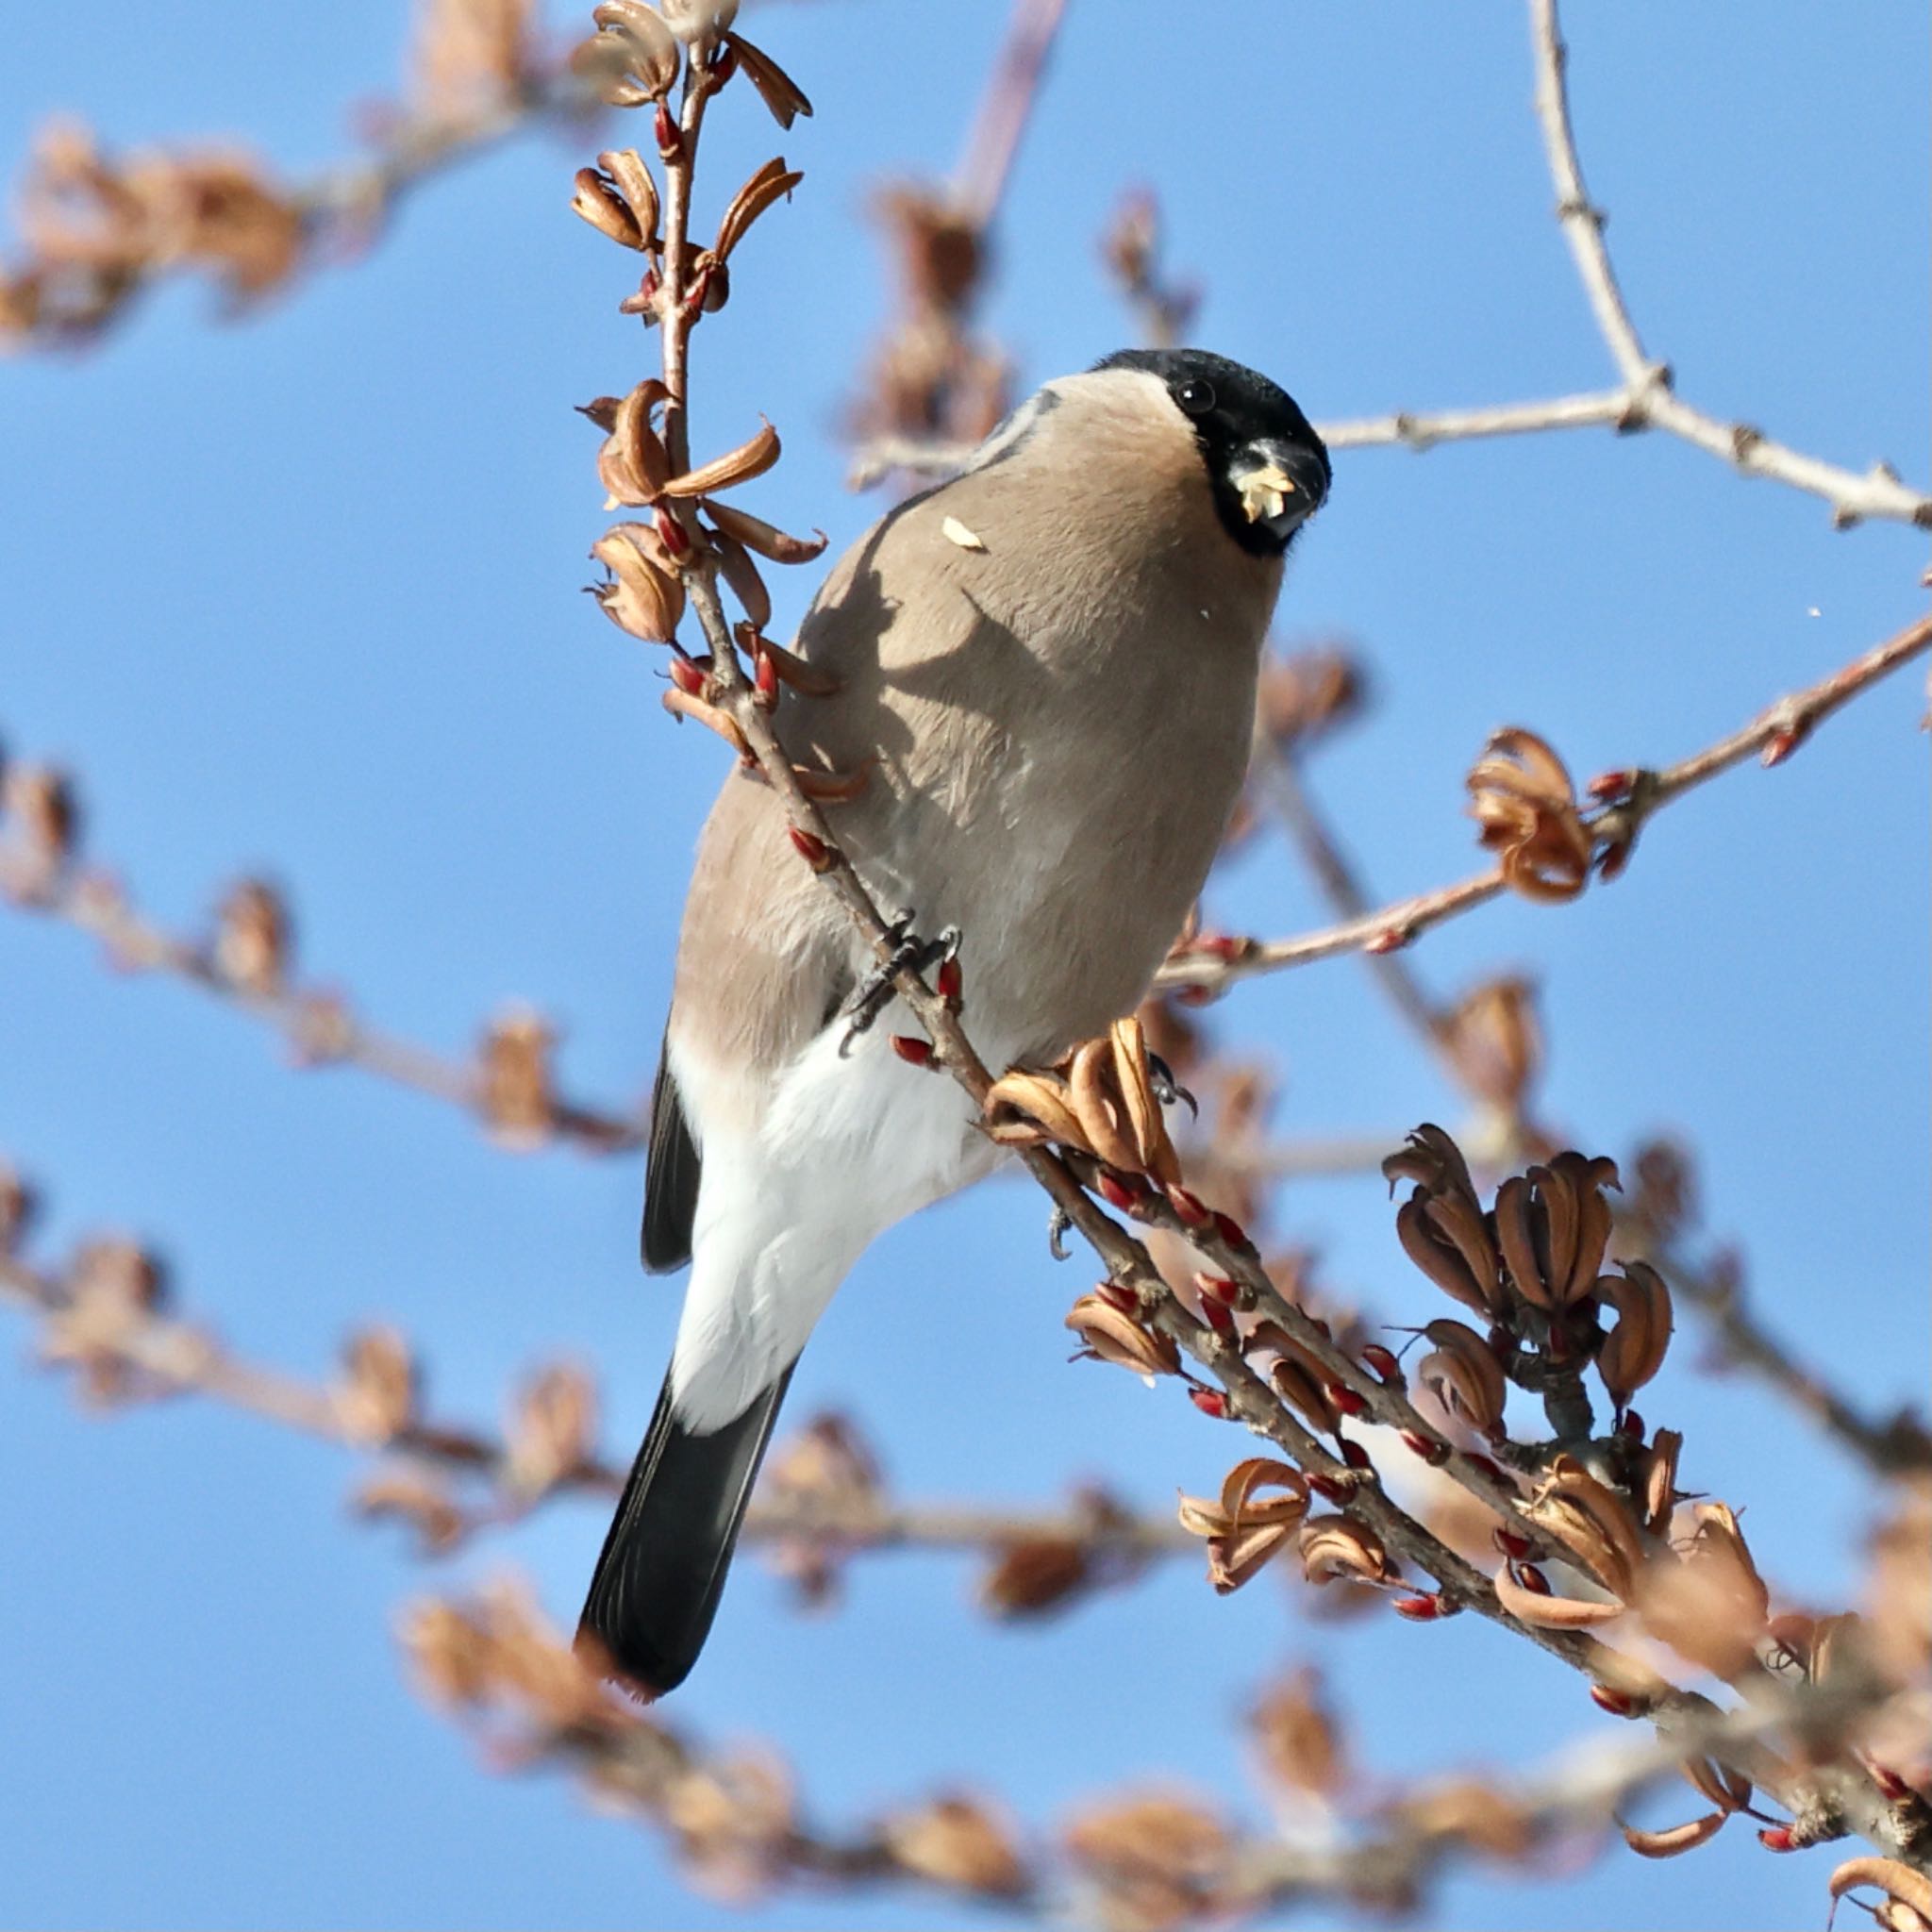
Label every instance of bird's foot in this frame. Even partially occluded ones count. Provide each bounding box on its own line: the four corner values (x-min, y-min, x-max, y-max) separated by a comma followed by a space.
1146, 1051, 1198, 1120
839, 911, 960, 1056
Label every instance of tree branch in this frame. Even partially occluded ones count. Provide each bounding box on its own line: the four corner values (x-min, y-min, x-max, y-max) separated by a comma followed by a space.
1159, 607, 1932, 995
1526, 0, 1931, 532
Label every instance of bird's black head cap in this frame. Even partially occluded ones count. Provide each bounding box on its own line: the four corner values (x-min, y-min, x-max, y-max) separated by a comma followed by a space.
1095, 348, 1330, 558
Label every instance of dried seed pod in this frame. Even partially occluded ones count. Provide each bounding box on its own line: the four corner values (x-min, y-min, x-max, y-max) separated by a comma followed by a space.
597, 147, 661, 245
1829, 1859, 1932, 1931
791, 759, 872, 803
713, 156, 802, 261
1444, 974, 1542, 1111
1416, 1317, 1507, 1438
1395, 1185, 1506, 1319
1620, 1812, 1729, 1859
659, 0, 739, 40
571, 165, 644, 249
1493, 1560, 1624, 1629
700, 496, 827, 564
1176, 1457, 1309, 1594
1492, 1150, 1619, 1311
572, 2, 681, 105
722, 31, 813, 127
1065, 1290, 1179, 1384
711, 528, 771, 631
1467, 726, 1593, 901
1594, 1259, 1674, 1407
1252, 1666, 1345, 1800
659, 417, 780, 498
591, 522, 685, 641
1524, 1455, 1646, 1600
1242, 1321, 1341, 1436
984, 1069, 1089, 1152
1298, 1515, 1394, 1588
977, 1537, 1090, 1618
1068, 1037, 1140, 1173
732, 624, 841, 697
598, 380, 673, 507
661, 686, 753, 759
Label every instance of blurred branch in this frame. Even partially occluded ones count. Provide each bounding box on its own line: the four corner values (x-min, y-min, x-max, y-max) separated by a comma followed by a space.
0, 759, 646, 1154
1527, 0, 1932, 533
408, 1573, 1925, 1917
1633, 1235, 1932, 1480
0, 1195, 1193, 1576
950, 0, 1069, 229
1159, 606, 1932, 994
0, 28, 604, 353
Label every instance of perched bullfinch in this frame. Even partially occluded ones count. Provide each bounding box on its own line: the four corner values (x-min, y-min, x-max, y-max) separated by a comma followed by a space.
580, 348, 1330, 1692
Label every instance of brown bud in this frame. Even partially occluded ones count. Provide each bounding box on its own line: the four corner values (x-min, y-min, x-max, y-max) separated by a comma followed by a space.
882, 1797, 1026, 1896
337, 1324, 419, 1445
479, 1005, 555, 1147
213, 877, 292, 995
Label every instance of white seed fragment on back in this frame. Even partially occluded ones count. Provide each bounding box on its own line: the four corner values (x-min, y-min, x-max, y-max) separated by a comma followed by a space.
941, 515, 987, 552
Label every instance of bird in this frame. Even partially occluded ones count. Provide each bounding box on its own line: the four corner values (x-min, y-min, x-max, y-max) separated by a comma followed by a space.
579, 347, 1331, 1693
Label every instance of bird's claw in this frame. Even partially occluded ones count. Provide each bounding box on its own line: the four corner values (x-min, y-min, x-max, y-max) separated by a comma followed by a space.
1047, 1203, 1073, 1261
1147, 1051, 1198, 1119
839, 912, 961, 1056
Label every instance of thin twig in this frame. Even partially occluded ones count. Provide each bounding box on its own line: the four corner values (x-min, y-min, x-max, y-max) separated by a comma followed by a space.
1159, 608, 1932, 994
1526, 0, 1932, 532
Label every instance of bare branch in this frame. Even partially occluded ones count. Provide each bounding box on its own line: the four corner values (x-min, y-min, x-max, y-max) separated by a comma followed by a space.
1526, 0, 1932, 532
1160, 608, 1932, 994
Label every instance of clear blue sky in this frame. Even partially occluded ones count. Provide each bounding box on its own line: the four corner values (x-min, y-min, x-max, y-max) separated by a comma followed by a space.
1, 4, 1924, 1927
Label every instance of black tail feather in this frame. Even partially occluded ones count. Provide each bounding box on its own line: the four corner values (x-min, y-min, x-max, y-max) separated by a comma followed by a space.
577, 1366, 794, 1695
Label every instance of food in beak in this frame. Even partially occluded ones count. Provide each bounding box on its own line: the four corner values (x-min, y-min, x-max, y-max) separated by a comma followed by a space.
1237, 464, 1298, 525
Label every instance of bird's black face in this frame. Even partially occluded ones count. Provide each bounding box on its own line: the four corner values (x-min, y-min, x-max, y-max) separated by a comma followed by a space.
1095, 348, 1331, 558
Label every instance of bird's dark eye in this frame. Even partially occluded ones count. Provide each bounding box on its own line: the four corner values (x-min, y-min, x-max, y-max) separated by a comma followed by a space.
1174, 377, 1216, 417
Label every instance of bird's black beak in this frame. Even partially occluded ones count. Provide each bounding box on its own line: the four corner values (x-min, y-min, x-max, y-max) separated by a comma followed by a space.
1229, 438, 1328, 540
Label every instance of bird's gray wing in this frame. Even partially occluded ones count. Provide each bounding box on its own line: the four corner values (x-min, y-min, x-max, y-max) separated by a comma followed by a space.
641, 1039, 701, 1273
